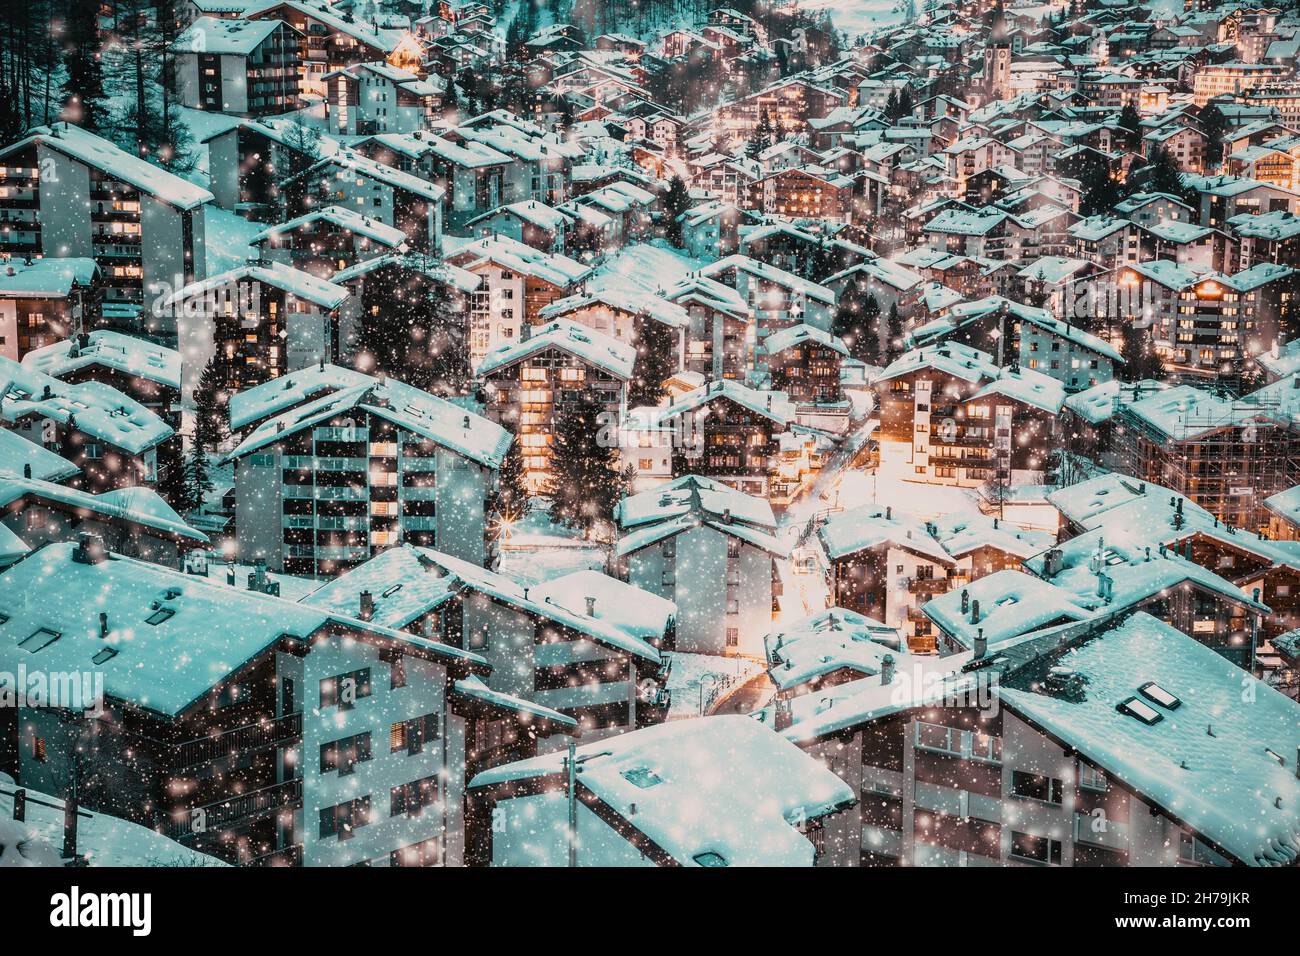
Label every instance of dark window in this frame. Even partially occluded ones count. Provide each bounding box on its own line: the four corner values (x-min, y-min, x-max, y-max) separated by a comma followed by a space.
1011, 770, 1063, 804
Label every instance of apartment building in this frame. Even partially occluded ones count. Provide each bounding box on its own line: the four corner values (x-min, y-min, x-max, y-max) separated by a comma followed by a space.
222, 374, 511, 574
0, 258, 101, 362
172, 16, 300, 116
0, 124, 210, 334
612, 475, 785, 657
478, 319, 634, 491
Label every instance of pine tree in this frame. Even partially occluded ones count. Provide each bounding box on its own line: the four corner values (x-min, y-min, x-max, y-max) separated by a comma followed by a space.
629, 315, 676, 407
663, 176, 690, 247
1119, 318, 1162, 382
61, 2, 108, 132
192, 355, 228, 453
832, 279, 880, 364
490, 435, 533, 530
1199, 102, 1229, 173
885, 303, 905, 362
747, 109, 774, 159
155, 445, 188, 513
278, 119, 322, 220
546, 394, 625, 537
1117, 103, 1142, 151
181, 442, 214, 515
354, 260, 470, 396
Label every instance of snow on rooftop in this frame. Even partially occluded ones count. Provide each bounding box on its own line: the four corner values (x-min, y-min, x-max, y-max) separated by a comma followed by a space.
818, 503, 953, 564
0, 773, 227, 867
0, 124, 212, 210
173, 15, 288, 55
925, 569, 1094, 649
659, 378, 795, 427
0, 357, 173, 455
254, 205, 409, 250
999, 613, 1300, 866
766, 607, 905, 693
470, 715, 854, 866
0, 429, 78, 482
0, 257, 97, 298
477, 318, 636, 380
22, 331, 181, 392
227, 362, 373, 431
226, 375, 512, 470
1062, 379, 1171, 425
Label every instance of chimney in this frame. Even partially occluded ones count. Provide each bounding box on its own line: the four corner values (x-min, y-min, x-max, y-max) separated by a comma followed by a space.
72, 532, 106, 565
522, 586, 530, 601
585, 595, 597, 616
462, 415, 470, 429
885, 506, 892, 520
774, 696, 793, 731
63, 797, 78, 861
722, 507, 732, 524
359, 590, 375, 622
970, 599, 980, 624
960, 589, 969, 613
22, 463, 30, 479
881, 654, 896, 686
98, 612, 108, 640
973, 627, 987, 659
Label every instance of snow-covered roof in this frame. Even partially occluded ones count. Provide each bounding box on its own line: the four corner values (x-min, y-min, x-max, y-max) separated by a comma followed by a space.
765, 607, 905, 693
22, 331, 181, 392
876, 341, 1000, 386
614, 474, 785, 558
701, 254, 836, 305
0, 476, 208, 543
924, 569, 1095, 649
253, 205, 409, 250
452, 675, 576, 729
173, 15, 290, 55
818, 503, 953, 564
0, 773, 226, 867
1121, 384, 1281, 442
0, 257, 97, 298
930, 509, 1054, 560
226, 376, 511, 470
658, 378, 795, 427
0, 428, 78, 482
227, 362, 373, 431
538, 287, 689, 330
163, 260, 349, 313
314, 148, 445, 203
445, 234, 590, 288
0, 124, 212, 210
247, 0, 405, 52
999, 613, 1300, 866
469, 715, 855, 867
477, 318, 636, 380
762, 323, 849, 358
469, 199, 570, 233
302, 544, 666, 662
0, 357, 173, 455
1062, 379, 1170, 425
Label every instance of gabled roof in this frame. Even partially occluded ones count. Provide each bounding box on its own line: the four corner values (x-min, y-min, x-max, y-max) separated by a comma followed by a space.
477, 318, 635, 380
253, 205, 409, 250
225, 377, 512, 470
22, 331, 181, 392
657, 378, 795, 427
227, 362, 374, 431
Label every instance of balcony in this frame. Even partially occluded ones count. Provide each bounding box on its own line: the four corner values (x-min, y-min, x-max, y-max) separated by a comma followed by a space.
908, 576, 950, 595
172, 712, 302, 772
161, 777, 303, 841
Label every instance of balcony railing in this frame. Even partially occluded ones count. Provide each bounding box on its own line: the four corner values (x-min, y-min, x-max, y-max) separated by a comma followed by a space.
173, 712, 302, 772
161, 778, 302, 841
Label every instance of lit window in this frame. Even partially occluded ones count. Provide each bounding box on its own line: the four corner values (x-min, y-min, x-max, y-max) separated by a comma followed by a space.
1137, 681, 1180, 709
1117, 696, 1163, 725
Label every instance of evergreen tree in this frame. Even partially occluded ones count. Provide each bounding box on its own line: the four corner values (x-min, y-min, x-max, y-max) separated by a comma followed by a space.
1130, 146, 1193, 204
490, 434, 532, 529
278, 119, 322, 220
885, 302, 905, 361
747, 108, 775, 159
155, 446, 188, 513
663, 176, 691, 247
1199, 102, 1229, 173
61, 1, 108, 132
545, 394, 625, 537
181, 442, 214, 514
192, 355, 228, 454
354, 259, 470, 396
629, 314, 676, 407
1061, 149, 1124, 216
1117, 102, 1142, 151
1119, 318, 1162, 382
831, 279, 880, 363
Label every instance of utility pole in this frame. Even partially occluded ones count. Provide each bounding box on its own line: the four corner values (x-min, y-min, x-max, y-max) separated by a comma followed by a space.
565, 738, 577, 868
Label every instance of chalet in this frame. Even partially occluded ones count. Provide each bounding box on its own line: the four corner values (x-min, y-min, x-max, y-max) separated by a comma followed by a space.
478, 319, 634, 491
774, 612, 1300, 867
873, 343, 1064, 488
469, 716, 853, 866
656, 379, 796, 498
0, 537, 570, 867
0, 258, 102, 363
0, 356, 174, 493
164, 260, 350, 400
762, 324, 848, 429
0, 124, 210, 334
221, 372, 511, 574
171, 16, 300, 116
663, 274, 750, 382
301, 544, 673, 746
323, 62, 442, 136
466, 201, 569, 254
253, 205, 408, 280
678, 201, 760, 260
612, 475, 785, 657
443, 235, 591, 365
